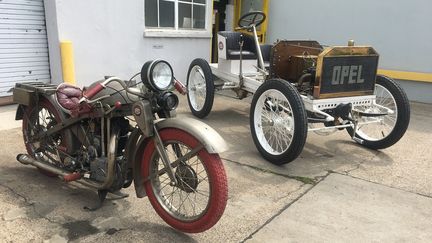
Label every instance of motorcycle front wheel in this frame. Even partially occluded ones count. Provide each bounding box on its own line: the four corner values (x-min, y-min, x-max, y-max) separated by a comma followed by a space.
141, 128, 228, 233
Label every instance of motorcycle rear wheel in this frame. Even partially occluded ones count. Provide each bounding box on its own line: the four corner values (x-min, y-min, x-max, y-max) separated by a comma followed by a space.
142, 128, 228, 233
22, 98, 72, 176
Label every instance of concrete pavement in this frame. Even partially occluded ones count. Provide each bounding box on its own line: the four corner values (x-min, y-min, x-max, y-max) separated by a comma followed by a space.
248, 173, 432, 242
0, 93, 431, 242
0, 104, 20, 130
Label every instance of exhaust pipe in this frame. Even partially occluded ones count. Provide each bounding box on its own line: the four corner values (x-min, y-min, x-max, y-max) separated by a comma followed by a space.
16, 154, 103, 189
17, 154, 70, 176
16, 129, 119, 190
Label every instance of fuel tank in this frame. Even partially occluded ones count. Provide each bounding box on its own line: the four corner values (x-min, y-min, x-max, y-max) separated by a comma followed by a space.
86, 79, 142, 106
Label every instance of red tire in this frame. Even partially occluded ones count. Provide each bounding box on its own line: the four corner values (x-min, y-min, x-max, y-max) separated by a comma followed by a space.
22, 98, 71, 177
141, 128, 228, 233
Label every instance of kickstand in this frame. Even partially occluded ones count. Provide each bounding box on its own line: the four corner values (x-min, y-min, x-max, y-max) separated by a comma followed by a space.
84, 189, 108, 211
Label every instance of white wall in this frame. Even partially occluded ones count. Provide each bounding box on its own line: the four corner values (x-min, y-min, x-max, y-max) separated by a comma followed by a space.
266, 0, 432, 103
45, 0, 212, 86
267, 0, 432, 73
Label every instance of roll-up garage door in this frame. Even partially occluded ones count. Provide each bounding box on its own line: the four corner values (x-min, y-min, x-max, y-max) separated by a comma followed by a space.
0, 0, 50, 97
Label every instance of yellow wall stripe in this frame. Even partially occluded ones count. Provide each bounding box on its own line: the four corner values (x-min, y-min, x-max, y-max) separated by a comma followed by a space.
60, 40, 76, 85
378, 69, 432, 83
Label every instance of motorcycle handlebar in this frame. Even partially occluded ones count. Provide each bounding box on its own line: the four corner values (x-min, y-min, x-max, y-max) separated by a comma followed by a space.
83, 83, 104, 99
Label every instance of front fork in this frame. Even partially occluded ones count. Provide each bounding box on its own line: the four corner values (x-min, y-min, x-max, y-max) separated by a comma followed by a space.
152, 124, 178, 185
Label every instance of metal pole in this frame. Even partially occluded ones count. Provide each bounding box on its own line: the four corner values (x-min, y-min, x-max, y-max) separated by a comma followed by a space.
253, 26, 265, 70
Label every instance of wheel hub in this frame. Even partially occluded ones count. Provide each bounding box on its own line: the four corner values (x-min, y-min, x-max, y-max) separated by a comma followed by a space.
175, 164, 198, 193
272, 116, 292, 131
273, 116, 284, 126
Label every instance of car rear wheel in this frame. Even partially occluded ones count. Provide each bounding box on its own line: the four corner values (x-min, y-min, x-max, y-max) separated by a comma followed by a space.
187, 58, 214, 119
250, 79, 308, 165
347, 75, 410, 149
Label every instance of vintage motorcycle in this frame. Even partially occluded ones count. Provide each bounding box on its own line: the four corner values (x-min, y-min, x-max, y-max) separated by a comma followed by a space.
12, 60, 228, 233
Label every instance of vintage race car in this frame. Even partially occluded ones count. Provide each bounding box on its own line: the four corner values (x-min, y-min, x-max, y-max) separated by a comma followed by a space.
186, 11, 410, 165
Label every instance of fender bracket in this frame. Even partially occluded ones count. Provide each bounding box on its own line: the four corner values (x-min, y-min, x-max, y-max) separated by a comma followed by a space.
132, 101, 154, 137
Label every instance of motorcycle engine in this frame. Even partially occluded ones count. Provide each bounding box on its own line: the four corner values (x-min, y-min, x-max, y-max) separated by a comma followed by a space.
89, 157, 107, 182
88, 118, 131, 191
89, 156, 127, 191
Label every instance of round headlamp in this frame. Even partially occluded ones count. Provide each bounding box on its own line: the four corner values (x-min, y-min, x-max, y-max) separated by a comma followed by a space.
141, 60, 174, 92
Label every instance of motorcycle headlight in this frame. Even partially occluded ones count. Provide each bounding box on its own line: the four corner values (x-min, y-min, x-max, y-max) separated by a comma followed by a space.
141, 60, 174, 92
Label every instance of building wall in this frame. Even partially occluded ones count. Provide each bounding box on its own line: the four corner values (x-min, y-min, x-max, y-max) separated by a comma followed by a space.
266, 0, 432, 103
44, 0, 212, 87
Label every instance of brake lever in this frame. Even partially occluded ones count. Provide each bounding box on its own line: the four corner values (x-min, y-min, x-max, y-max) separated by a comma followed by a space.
104, 101, 122, 115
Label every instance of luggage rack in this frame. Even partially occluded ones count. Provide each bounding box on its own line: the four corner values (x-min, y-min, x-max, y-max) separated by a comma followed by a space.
15, 82, 58, 95
13, 82, 58, 106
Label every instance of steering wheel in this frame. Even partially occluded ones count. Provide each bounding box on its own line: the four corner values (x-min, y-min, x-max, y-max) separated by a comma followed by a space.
237, 11, 266, 30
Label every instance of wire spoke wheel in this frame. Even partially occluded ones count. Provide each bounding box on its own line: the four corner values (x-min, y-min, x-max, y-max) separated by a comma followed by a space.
255, 90, 295, 155
250, 79, 307, 165
187, 58, 214, 119
143, 128, 227, 233
348, 75, 410, 149
188, 65, 207, 112
22, 99, 70, 175
150, 141, 211, 221
355, 84, 397, 141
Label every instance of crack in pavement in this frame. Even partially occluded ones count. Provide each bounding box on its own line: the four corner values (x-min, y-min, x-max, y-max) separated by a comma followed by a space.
331, 171, 432, 199
274, 183, 310, 204
241, 171, 332, 243
342, 150, 380, 175
0, 182, 61, 225
222, 157, 317, 185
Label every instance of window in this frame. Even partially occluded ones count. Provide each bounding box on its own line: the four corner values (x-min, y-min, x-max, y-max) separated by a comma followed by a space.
145, 0, 209, 36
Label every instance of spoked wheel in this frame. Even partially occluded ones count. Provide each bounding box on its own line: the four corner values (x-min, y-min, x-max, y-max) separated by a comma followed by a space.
250, 79, 308, 165
22, 98, 72, 176
187, 58, 214, 119
347, 75, 410, 149
142, 128, 228, 233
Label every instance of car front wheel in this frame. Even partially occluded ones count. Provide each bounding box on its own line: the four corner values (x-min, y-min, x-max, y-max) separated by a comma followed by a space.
250, 79, 308, 165
347, 75, 410, 149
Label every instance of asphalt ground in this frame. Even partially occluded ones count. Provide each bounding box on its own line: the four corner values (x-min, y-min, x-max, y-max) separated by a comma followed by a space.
0, 93, 431, 242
